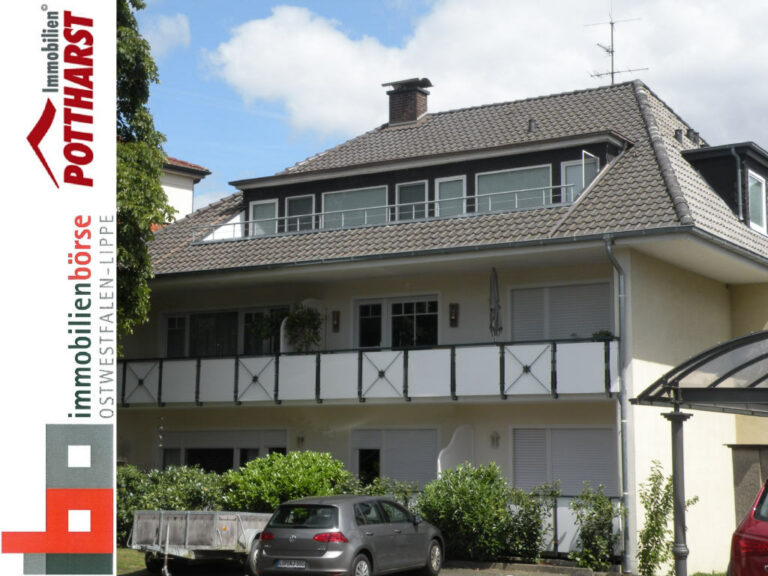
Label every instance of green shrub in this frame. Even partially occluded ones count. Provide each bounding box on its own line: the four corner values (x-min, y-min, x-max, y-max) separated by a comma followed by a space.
116, 465, 150, 546
569, 483, 623, 571
220, 451, 355, 512
416, 463, 515, 561
509, 482, 560, 562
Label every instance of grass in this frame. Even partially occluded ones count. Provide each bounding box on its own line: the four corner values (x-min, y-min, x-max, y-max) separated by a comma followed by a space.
117, 548, 149, 575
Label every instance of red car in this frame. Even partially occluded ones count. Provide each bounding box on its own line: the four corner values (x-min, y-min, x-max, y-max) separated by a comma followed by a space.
731, 479, 768, 576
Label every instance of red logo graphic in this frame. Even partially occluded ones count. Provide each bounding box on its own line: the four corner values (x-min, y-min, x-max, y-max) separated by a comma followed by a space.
27, 99, 59, 188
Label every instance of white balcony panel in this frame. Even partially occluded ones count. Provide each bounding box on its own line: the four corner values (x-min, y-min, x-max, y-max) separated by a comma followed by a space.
557, 342, 606, 394
199, 359, 235, 403
503, 344, 552, 396
360, 351, 404, 399
237, 357, 276, 402
408, 349, 451, 397
279, 355, 316, 401
122, 361, 161, 404
455, 346, 498, 396
162, 360, 197, 403
320, 353, 358, 400
610, 341, 619, 393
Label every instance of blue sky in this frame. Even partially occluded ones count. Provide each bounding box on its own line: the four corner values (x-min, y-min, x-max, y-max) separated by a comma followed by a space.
138, 0, 768, 211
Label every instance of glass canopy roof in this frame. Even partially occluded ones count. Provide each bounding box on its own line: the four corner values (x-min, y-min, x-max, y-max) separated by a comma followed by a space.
632, 331, 768, 417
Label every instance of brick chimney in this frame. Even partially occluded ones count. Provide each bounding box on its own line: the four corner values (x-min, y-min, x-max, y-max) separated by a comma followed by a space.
382, 78, 432, 125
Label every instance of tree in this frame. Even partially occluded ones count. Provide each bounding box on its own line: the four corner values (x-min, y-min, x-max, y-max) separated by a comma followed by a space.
116, 0, 174, 341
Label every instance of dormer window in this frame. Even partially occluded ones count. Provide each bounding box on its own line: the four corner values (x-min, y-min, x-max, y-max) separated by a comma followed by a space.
749, 171, 767, 234
562, 155, 599, 201
476, 165, 551, 212
286, 195, 315, 231
250, 199, 277, 236
322, 186, 387, 229
396, 181, 427, 221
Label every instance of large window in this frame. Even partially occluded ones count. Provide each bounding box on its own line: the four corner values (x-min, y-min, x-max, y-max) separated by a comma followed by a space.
243, 306, 289, 355
476, 165, 551, 212
249, 200, 277, 236
561, 156, 599, 202
436, 176, 465, 217
510, 283, 611, 341
357, 297, 438, 348
286, 195, 314, 232
322, 186, 387, 229
161, 429, 287, 471
189, 311, 238, 357
749, 171, 767, 234
396, 181, 427, 221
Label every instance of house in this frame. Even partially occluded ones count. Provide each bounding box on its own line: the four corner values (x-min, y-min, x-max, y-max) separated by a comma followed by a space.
161, 157, 210, 219
117, 79, 768, 572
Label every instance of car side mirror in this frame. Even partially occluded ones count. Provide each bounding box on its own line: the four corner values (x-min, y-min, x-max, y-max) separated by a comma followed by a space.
412, 514, 423, 525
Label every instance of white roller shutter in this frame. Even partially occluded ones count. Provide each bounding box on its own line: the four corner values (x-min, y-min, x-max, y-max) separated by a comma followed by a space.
382, 429, 438, 488
513, 429, 548, 491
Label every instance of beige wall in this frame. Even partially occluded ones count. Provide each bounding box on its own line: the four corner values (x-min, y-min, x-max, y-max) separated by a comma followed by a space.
117, 400, 616, 474
625, 250, 735, 573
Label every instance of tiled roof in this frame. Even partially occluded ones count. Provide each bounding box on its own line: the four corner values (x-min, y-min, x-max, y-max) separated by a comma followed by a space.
149, 81, 768, 276
164, 156, 211, 176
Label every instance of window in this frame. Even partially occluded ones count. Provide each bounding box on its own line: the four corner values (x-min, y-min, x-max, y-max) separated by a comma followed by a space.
513, 428, 618, 496
186, 448, 235, 474
161, 430, 287, 472
358, 449, 380, 485
510, 283, 611, 341
355, 502, 384, 525
243, 307, 289, 355
322, 186, 387, 229
239, 448, 260, 467
249, 200, 277, 236
396, 181, 427, 221
436, 176, 465, 217
269, 505, 338, 529
749, 171, 767, 234
286, 195, 315, 232
351, 429, 438, 489
166, 316, 186, 357
561, 156, 599, 202
379, 500, 411, 523
356, 297, 438, 348
189, 311, 238, 357
476, 165, 551, 212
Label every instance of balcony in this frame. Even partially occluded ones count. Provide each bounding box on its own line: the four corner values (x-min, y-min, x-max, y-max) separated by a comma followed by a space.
117, 339, 619, 406
191, 184, 580, 244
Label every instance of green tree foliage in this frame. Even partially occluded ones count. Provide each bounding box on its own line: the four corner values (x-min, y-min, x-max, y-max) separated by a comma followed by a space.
569, 483, 624, 571
116, 0, 173, 340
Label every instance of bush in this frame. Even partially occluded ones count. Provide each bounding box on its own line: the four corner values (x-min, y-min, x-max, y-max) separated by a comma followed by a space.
116, 465, 150, 546
220, 451, 355, 512
352, 476, 419, 508
569, 483, 623, 571
417, 463, 515, 561
509, 482, 560, 562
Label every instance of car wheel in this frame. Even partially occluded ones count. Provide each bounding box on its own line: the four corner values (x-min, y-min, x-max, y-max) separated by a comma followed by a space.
422, 539, 442, 576
352, 553, 372, 576
246, 539, 260, 576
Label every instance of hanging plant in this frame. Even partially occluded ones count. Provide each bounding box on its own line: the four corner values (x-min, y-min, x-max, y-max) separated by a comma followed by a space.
285, 304, 323, 352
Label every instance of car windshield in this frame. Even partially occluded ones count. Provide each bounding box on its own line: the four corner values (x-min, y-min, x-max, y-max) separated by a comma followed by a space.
269, 505, 338, 529
755, 485, 768, 521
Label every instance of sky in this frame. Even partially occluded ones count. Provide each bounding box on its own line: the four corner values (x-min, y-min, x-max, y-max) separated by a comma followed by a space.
137, 0, 768, 211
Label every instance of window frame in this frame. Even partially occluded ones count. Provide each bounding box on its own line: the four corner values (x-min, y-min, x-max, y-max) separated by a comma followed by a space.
321, 185, 389, 230
475, 164, 552, 212
248, 199, 278, 237
748, 170, 767, 235
354, 295, 439, 349
435, 175, 466, 217
285, 194, 316, 232
395, 180, 428, 221
560, 156, 600, 202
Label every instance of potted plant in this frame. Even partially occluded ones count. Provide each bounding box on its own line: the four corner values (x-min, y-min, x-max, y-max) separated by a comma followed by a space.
285, 304, 323, 352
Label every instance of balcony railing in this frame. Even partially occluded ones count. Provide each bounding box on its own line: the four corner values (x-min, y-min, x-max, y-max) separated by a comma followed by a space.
118, 339, 618, 406
191, 185, 579, 244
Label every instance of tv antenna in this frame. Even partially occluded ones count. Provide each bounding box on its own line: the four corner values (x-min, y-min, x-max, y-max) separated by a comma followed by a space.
587, 9, 648, 84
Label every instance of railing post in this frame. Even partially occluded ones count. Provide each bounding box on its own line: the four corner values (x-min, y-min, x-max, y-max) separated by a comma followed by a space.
274, 354, 281, 405
550, 342, 558, 398
315, 352, 323, 404
358, 350, 365, 403
120, 360, 128, 407
403, 349, 411, 402
552, 495, 559, 554
157, 359, 165, 407
499, 344, 507, 400
194, 358, 202, 406
234, 357, 241, 405
450, 346, 457, 400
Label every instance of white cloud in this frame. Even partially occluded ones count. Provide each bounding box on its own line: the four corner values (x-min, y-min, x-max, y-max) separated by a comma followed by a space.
206, 0, 768, 145
145, 13, 191, 58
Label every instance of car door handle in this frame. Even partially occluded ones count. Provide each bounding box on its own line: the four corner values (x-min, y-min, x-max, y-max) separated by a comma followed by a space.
393, 529, 402, 534
364, 531, 374, 536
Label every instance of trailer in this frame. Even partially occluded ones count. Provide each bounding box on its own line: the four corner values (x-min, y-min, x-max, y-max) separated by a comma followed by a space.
129, 510, 271, 574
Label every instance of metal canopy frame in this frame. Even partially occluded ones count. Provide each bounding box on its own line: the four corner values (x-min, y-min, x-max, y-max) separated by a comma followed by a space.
631, 330, 768, 576
632, 330, 768, 416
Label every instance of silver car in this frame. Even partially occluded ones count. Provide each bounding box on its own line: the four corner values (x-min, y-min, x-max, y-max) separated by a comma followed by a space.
248, 495, 443, 576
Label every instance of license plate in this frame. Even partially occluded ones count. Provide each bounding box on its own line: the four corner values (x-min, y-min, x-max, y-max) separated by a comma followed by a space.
276, 560, 307, 569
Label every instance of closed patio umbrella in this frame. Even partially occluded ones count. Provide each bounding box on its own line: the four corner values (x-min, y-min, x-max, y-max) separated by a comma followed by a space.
489, 267, 502, 340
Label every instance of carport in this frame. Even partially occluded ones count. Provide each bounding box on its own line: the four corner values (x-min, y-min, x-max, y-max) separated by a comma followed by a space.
632, 331, 768, 576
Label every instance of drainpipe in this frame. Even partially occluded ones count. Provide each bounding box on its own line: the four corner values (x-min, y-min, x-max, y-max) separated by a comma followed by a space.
730, 147, 743, 222
604, 235, 630, 572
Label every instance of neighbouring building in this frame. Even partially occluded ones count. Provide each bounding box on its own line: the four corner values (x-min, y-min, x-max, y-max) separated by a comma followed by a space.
118, 79, 768, 572
161, 157, 210, 219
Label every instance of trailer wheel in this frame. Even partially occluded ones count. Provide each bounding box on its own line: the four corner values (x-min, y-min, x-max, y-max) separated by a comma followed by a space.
144, 553, 163, 575
246, 539, 260, 576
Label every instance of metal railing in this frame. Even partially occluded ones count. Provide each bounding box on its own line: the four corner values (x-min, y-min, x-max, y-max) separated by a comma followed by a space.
191, 184, 578, 244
